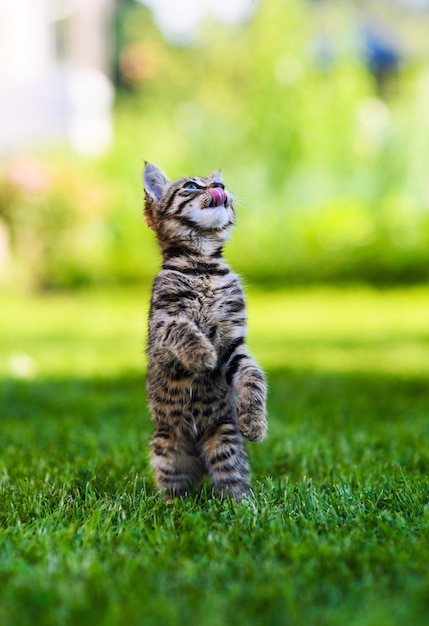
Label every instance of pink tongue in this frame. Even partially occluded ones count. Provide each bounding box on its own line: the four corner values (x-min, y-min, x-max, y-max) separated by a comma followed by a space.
209, 187, 227, 206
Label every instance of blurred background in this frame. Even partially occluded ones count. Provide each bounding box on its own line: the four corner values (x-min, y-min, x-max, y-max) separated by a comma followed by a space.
1, 0, 429, 291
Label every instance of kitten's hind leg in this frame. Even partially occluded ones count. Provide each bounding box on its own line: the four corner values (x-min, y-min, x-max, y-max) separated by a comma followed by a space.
201, 421, 250, 500
151, 427, 204, 498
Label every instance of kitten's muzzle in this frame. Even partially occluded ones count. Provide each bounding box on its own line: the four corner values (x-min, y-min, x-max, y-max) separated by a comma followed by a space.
208, 186, 228, 207
199, 182, 230, 208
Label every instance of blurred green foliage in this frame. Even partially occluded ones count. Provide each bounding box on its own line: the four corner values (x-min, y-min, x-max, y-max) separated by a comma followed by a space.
1, 0, 429, 289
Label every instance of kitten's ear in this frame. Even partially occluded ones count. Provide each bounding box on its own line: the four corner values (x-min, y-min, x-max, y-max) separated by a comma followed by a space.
143, 162, 170, 202
210, 170, 223, 184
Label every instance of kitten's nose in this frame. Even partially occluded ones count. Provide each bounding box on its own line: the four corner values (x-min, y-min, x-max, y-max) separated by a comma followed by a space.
209, 181, 225, 190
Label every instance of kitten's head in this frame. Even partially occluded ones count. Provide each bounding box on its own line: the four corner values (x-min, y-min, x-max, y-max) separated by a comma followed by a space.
143, 162, 235, 250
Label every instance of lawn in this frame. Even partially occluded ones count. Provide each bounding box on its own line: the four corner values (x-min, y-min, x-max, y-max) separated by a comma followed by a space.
1, 286, 429, 626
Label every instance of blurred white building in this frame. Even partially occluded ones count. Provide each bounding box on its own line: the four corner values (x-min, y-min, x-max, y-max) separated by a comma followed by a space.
0, 0, 114, 156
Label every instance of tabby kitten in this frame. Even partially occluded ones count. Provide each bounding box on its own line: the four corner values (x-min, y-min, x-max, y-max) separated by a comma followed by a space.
143, 162, 267, 500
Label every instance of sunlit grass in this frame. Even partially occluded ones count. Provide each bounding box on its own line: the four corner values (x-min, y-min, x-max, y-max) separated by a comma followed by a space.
2, 286, 429, 379
248, 286, 429, 376
0, 289, 149, 378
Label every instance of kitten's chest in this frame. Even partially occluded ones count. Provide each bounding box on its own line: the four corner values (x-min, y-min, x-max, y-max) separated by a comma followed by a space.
191, 274, 245, 345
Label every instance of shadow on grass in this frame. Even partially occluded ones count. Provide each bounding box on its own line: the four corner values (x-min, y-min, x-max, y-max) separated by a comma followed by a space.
0, 374, 151, 495
2, 367, 429, 489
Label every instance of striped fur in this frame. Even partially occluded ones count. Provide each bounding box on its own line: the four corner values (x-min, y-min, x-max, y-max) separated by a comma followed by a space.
143, 162, 267, 500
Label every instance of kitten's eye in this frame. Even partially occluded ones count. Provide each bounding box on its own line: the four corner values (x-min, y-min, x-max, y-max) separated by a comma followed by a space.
184, 182, 198, 190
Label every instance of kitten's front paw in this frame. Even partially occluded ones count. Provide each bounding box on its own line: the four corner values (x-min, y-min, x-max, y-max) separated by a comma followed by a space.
238, 416, 267, 442
237, 394, 267, 442
183, 340, 217, 374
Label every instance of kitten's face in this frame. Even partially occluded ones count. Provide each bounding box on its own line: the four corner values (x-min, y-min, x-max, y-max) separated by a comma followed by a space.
143, 163, 235, 245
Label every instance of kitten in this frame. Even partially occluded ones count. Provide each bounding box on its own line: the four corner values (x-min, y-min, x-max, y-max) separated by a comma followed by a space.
143, 162, 267, 499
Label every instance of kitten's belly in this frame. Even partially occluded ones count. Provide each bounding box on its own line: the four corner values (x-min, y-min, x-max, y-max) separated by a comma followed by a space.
147, 359, 236, 430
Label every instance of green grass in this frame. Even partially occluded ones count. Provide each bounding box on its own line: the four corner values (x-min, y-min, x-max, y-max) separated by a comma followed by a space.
1, 286, 429, 626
